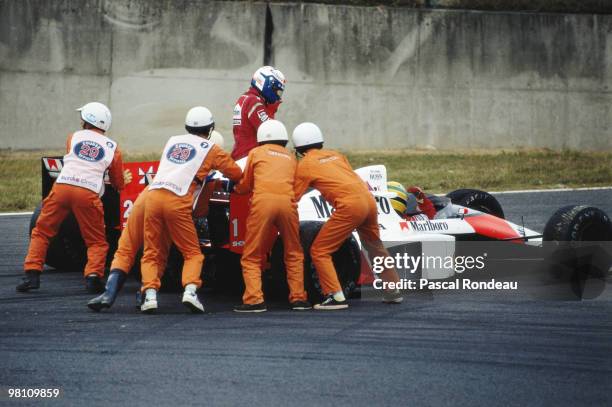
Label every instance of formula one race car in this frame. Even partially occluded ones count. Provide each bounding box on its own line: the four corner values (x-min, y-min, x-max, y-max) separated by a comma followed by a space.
32, 157, 612, 301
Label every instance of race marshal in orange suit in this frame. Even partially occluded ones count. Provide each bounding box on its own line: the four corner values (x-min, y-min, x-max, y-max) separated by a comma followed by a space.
292, 122, 403, 310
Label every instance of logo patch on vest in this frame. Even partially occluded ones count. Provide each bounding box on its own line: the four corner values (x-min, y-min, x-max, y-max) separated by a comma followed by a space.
74, 140, 105, 162
167, 143, 196, 164
257, 111, 269, 122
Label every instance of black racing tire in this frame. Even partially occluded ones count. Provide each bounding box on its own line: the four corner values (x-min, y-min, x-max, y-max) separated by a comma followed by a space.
211, 249, 244, 295
299, 221, 361, 304
159, 246, 184, 292
29, 202, 86, 271
542, 206, 612, 300
543, 205, 612, 242
446, 189, 505, 219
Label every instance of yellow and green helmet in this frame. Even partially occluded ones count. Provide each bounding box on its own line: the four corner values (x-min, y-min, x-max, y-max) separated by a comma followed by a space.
387, 181, 408, 216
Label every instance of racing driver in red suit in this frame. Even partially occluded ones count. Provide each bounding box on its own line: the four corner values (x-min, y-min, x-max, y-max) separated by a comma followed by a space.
231, 66, 286, 160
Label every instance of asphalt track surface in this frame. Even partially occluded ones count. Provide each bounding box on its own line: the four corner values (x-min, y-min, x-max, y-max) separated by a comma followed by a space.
1, 189, 611, 406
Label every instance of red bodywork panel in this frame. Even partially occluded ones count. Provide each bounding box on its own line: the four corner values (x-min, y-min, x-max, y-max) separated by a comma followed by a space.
228, 193, 250, 254
119, 160, 249, 255
119, 161, 159, 229
465, 214, 522, 242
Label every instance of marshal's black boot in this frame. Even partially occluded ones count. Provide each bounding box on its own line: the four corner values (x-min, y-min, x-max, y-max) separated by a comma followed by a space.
16, 270, 41, 292
87, 270, 127, 312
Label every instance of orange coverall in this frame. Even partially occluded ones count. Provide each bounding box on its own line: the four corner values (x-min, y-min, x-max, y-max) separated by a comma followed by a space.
234, 144, 307, 305
140, 144, 242, 291
294, 149, 400, 295
110, 189, 168, 274
112, 179, 219, 274
24, 131, 124, 277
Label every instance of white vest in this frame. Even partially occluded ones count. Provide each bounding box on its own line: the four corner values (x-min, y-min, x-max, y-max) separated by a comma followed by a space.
149, 134, 214, 197
56, 130, 118, 195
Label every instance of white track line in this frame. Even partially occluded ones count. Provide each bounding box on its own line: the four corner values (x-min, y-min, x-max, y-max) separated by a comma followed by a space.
0, 211, 33, 217
490, 186, 612, 195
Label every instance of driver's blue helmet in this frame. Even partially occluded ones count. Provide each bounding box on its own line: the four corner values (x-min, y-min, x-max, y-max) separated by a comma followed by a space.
251, 66, 286, 104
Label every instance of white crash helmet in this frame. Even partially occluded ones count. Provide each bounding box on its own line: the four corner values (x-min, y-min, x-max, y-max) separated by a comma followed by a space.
185, 106, 214, 128
256, 119, 288, 143
292, 122, 324, 148
251, 66, 286, 104
209, 130, 225, 149
77, 102, 112, 132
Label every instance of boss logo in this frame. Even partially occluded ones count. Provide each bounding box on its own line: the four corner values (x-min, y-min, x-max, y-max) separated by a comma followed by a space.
370, 172, 383, 181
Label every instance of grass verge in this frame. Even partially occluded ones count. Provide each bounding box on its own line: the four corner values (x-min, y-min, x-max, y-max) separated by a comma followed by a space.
345, 149, 612, 192
0, 149, 610, 212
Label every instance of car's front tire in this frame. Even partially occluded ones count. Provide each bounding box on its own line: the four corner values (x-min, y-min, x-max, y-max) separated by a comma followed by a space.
446, 189, 505, 219
543, 205, 612, 242
543, 205, 612, 299
298, 221, 361, 304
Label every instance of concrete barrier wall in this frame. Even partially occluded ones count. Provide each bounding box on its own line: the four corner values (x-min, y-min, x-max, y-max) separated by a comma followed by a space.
0, 0, 266, 150
272, 4, 611, 150
1, 1, 610, 151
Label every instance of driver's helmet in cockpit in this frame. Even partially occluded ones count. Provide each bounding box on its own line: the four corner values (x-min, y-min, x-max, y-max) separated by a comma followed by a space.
387, 181, 420, 217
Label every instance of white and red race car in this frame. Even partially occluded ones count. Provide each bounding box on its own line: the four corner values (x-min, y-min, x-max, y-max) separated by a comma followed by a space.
34, 157, 612, 300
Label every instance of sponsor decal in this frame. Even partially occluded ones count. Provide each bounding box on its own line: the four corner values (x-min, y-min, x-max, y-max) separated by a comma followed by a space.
310, 196, 333, 219
167, 143, 196, 164
138, 166, 155, 185
369, 170, 383, 181
58, 174, 98, 189
257, 110, 269, 122
151, 180, 182, 193
408, 220, 450, 232
233, 104, 242, 126
200, 141, 209, 149
74, 140, 105, 162
85, 113, 97, 123
318, 156, 338, 164
267, 150, 291, 159
43, 158, 62, 172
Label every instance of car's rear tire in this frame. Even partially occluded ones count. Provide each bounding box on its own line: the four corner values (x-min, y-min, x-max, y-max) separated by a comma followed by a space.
29, 202, 86, 271
298, 221, 361, 304
446, 189, 505, 219
212, 249, 244, 295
